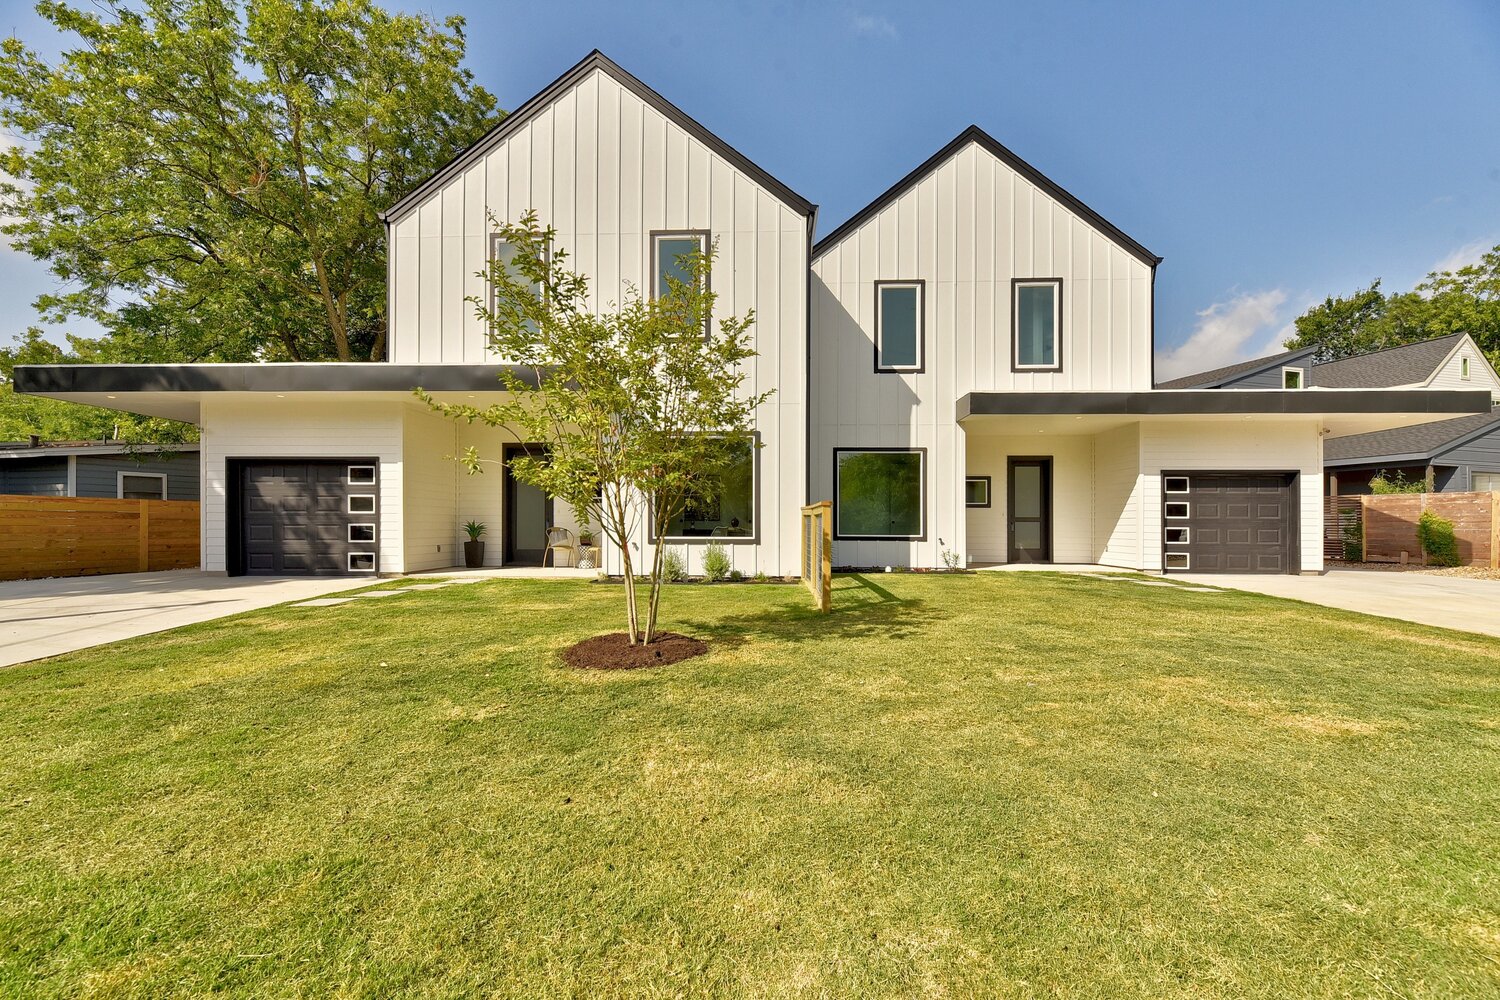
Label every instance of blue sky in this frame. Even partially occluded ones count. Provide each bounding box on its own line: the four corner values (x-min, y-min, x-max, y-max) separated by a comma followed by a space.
2, 0, 1498, 377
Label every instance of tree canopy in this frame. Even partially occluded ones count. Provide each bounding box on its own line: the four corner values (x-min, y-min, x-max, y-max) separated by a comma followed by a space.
1286, 245, 1500, 364
0, 0, 498, 364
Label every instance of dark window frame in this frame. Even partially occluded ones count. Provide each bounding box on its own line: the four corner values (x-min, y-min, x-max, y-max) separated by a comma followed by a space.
873, 279, 926, 373
832, 446, 928, 541
1010, 277, 1064, 373
487, 233, 551, 321
648, 431, 762, 545
964, 475, 992, 508
649, 230, 713, 340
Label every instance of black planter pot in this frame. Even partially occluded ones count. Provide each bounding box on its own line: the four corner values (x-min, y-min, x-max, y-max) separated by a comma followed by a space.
464, 540, 485, 568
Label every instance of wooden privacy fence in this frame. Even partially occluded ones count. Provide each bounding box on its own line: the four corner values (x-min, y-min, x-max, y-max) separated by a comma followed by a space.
1337, 491, 1499, 568
800, 501, 832, 612
0, 495, 200, 581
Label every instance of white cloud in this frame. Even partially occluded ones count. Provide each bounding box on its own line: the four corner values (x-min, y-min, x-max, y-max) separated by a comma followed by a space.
1429, 236, 1495, 276
1156, 289, 1292, 381
850, 12, 897, 39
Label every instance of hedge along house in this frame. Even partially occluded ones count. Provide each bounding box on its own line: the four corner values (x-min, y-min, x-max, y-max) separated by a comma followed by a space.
14, 52, 1492, 577
809, 128, 1489, 574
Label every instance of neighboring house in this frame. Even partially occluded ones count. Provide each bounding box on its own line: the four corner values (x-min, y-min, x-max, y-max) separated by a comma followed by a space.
0, 439, 199, 500
13, 52, 1490, 577
1164, 334, 1500, 495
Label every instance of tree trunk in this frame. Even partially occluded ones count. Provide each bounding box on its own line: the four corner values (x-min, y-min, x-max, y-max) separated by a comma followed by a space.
619, 540, 639, 644
644, 536, 666, 644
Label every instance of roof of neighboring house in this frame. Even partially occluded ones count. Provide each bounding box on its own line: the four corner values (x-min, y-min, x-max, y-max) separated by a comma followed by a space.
1155, 347, 1317, 389
1310, 332, 1467, 388
380, 50, 816, 225
811, 125, 1161, 268
0, 440, 199, 459
1323, 406, 1500, 466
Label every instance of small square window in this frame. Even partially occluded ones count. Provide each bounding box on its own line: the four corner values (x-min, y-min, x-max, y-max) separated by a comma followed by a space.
348, 552, 376, 572
348, 465, 376, 485
348, 494, 376, 514
1165, 501, 1190, 519
1283, 367, 1304, 389
1165, 526, 1190, 544
964, 476, 991, 508
1164, 476, 1190, 494
1165, 552, 1190, 570
348, 523, 375, 543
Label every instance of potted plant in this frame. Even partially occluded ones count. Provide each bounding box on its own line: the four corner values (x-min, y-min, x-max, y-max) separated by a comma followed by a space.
463, 520, 486, 568
578, 526, 595, 547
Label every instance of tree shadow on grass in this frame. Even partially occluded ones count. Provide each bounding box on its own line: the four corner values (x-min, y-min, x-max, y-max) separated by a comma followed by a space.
675, 574, 950, 651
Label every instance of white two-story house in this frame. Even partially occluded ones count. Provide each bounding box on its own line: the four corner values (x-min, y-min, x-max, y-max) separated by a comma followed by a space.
16, 52, 1489, 577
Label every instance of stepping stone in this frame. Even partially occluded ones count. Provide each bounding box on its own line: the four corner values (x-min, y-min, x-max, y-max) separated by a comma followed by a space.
294, 598, 356, 607
352, 591, 403, 598
401, 583, 452, 591
1175, 586, 1221, 593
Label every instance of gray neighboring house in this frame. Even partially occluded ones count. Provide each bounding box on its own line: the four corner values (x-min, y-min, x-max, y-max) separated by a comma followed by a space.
0, 438, 199, 500
1160, 333, 1500, 494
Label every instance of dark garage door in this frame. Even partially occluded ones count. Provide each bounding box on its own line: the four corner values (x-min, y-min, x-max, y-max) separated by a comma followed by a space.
235, 460, 378, 575
1163, 472, 1295, 574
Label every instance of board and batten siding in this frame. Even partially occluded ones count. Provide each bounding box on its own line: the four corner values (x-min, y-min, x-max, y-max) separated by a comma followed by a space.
199, 397, 406, 573
811, 138, 1154, 567
386, 64, 808, 576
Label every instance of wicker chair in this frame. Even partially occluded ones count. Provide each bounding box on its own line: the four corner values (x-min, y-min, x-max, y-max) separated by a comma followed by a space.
543, 527, 576, 567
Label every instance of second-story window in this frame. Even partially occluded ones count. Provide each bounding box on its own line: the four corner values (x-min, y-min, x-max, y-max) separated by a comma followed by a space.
1012, 279, 1062, 372
874, 281, 924, 372
489, 235, 544, 335
1462, 356, 1472, 380
651, 231, 710, 338
1283, 367, 1305, 389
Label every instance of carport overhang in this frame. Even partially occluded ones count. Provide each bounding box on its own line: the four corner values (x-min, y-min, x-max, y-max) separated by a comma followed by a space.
11, 363, 541, 423
956, 389, 1493, 437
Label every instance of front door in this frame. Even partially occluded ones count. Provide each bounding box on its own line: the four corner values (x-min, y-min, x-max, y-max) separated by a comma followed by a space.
1007, 458, 1052, 563
503, 444, 553, 565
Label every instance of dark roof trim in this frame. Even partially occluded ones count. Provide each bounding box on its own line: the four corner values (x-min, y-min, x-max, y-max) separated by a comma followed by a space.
1324, 409, 1500, 468
812, 125, 1161, 267
957, 389, 1492, 420
380, 50, 815, 225
1155, 346, 1318, 390
14, 363, 541, 394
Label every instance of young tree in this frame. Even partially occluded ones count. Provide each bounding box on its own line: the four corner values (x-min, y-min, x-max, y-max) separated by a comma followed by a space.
0, 0, 497, 363
418, 212, 770, 645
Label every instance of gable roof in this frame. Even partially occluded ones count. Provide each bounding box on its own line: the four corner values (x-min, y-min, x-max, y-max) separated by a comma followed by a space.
811, 125, 1161, 267
380, 50, 816, 225
1156, 346, 1317, 389
1324, 405, 1500, 466
1310, 332, 1467, 388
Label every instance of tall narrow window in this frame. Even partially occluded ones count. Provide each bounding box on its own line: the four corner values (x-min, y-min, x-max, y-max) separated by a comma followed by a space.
651, 231, 710, 338
489, 236, 545, 335
875, 281, 924, 372
834, 449, 925, 540
1462, 357, 1472, 380
1013, 279, 1062, 371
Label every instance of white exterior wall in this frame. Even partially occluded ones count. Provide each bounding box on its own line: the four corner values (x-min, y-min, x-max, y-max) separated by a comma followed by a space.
386, 65, 807, 576
199, 397, 406, 573
402, 405, 459, 572
1429, 337, 1500, 394
1093, 423, 1142, 567
964, 434, 1094, 565
1137, 420, 1323, 573
812, 138, 1154, 568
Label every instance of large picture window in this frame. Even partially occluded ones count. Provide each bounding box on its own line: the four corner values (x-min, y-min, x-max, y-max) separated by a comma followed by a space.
875, 281, 923, 372
662, 436, 755, 540
651, 231, 711, 338
1012, 279, 1062, 371
834, 449, 925, 540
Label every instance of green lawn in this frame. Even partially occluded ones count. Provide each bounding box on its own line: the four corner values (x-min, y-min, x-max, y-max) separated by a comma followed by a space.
2, 573, 1498, 998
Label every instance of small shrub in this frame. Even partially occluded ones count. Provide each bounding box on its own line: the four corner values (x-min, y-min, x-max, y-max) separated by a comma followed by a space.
729, 569, 744, 582
940, 549, 963, 571
662, 547, 687, 582
1418, 510, 1460, 566
1341, 517, 1363, 562
753, 571, 769, 583
702, 541, 731, 583
1370, 470, 1425, 494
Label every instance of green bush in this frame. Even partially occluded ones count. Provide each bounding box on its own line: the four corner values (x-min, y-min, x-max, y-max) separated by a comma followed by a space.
1341, 517, 1363, 562
1370, 470, 1426, 494
662, 548, 686, 583
1417, 510, 1461, 567
702, 542, 731, 583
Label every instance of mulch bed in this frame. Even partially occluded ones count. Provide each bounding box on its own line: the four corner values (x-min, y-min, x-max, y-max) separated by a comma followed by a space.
560, 632, 708, 670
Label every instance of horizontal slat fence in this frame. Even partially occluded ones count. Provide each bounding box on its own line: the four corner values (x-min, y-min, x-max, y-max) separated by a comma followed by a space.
0, 495, 200, 581
1359, 491, 1498, 567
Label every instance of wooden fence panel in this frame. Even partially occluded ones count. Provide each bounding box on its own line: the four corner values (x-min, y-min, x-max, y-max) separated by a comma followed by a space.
0, 495, 200, 581
800, 501, 832, 613
1359, 491, 1497, 567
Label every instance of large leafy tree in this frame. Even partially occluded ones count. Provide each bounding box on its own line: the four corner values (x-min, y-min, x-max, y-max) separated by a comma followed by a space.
420, 212, 771, 645
0, 0, 498, 363
1287, 245, 1500, 365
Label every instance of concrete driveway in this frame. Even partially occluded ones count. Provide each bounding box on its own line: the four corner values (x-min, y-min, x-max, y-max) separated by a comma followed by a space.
0, 570, 375, 668
1180, 567, 1500, 639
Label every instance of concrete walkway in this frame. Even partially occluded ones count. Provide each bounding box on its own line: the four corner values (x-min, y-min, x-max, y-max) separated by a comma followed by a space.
1179, 567, 1500, 639
0, 570, 374, 668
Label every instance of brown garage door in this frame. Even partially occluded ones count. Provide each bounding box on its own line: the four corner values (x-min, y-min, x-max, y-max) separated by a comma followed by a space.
234, 460, 378, 575
1163, 472, 1295, 574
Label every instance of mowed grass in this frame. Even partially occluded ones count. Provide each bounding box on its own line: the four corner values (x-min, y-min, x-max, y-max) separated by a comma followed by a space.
1, 573, 1498, 999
